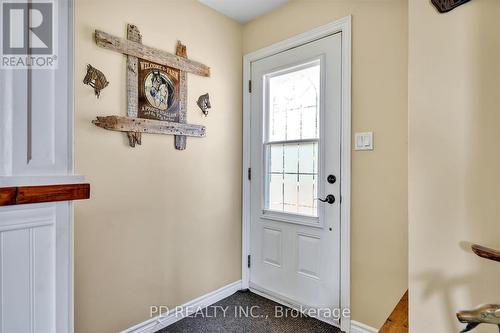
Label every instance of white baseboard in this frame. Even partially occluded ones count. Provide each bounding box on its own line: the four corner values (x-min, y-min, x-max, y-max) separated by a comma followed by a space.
351, 320, 379, 333
120, 280, 242, 333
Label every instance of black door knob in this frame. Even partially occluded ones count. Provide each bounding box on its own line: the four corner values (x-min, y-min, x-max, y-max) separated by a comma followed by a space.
318, 194, 335, 204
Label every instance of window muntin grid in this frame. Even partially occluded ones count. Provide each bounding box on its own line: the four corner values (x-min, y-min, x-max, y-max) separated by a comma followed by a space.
263, 61, 320, 217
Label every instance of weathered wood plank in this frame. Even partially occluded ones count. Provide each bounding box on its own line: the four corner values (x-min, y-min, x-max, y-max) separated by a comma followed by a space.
175, 41, 188, 150
0, 184, 90, 206
126, 24, 142, 147
95, 30, 210, 77
92, 115, 206, 137
380, 291, 408, 333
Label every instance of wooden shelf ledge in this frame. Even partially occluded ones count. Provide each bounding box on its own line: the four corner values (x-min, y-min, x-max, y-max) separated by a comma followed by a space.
0, 183, 90, 206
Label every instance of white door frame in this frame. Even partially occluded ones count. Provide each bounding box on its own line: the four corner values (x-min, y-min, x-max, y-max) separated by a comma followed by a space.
241, 16, 352, 333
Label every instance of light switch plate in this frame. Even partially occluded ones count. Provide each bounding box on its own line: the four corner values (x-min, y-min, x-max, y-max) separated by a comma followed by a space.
354, 132, 373, 150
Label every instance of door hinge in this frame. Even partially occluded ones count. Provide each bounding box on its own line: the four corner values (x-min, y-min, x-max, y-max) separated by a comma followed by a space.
248, 80, 252, 93
247, 254, 251, 268
248, 167, 251, 181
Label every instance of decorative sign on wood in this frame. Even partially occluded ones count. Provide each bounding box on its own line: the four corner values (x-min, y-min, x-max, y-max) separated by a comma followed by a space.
431, 0, 471, 13
92, 24, 209, 149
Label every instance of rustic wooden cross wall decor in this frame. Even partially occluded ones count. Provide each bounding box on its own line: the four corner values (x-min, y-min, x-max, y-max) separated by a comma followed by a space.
92, 24, 209, 149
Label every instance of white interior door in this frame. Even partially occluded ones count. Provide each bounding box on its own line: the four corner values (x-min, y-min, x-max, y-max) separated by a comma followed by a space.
0, 1, 76, 332
249, 33, 342, 326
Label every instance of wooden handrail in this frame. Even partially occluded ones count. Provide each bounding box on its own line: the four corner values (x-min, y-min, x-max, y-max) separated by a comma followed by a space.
455, 244, 500, 331
472, 244, 500, 263
0, 184, 90, 206
380, 291, 408, 333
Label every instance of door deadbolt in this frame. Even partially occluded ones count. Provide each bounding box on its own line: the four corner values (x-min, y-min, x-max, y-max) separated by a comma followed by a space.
327, 175, 336, 184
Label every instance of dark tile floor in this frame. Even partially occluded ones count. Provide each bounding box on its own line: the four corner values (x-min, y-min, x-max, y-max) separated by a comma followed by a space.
157, 291, 342, 333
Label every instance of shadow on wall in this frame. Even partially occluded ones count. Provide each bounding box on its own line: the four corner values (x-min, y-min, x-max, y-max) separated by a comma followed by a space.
413, 267, 472, 332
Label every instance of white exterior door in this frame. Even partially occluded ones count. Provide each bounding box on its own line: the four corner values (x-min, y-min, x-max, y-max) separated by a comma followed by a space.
0, 1, 76, 332
249, 33, 342, 326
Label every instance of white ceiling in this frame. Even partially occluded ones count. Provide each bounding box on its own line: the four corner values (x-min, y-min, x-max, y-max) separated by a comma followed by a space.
198, 0, 290, 24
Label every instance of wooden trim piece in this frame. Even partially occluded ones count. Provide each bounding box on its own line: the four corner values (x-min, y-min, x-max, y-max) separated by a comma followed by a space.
17, 184, 90, 204
95, 30, 210, 77
472, 244, 500, 263
0, 187, 17, 206
380, 291, 408, 333
0, 184, 90, 206
92, 115, 206, 137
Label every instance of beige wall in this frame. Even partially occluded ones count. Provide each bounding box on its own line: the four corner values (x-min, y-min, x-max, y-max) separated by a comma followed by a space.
243, 0, 408, 329
74, 1, 242, 332
409, 0, 500, 332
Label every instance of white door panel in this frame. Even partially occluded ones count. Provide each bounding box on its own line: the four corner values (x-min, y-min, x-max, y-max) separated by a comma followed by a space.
0, 203, 72, 333
1, 0, 72, 178
249, 33, 342, 326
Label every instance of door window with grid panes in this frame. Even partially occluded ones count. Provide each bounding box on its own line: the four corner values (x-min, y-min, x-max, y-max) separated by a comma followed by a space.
263, 60, 321, 218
